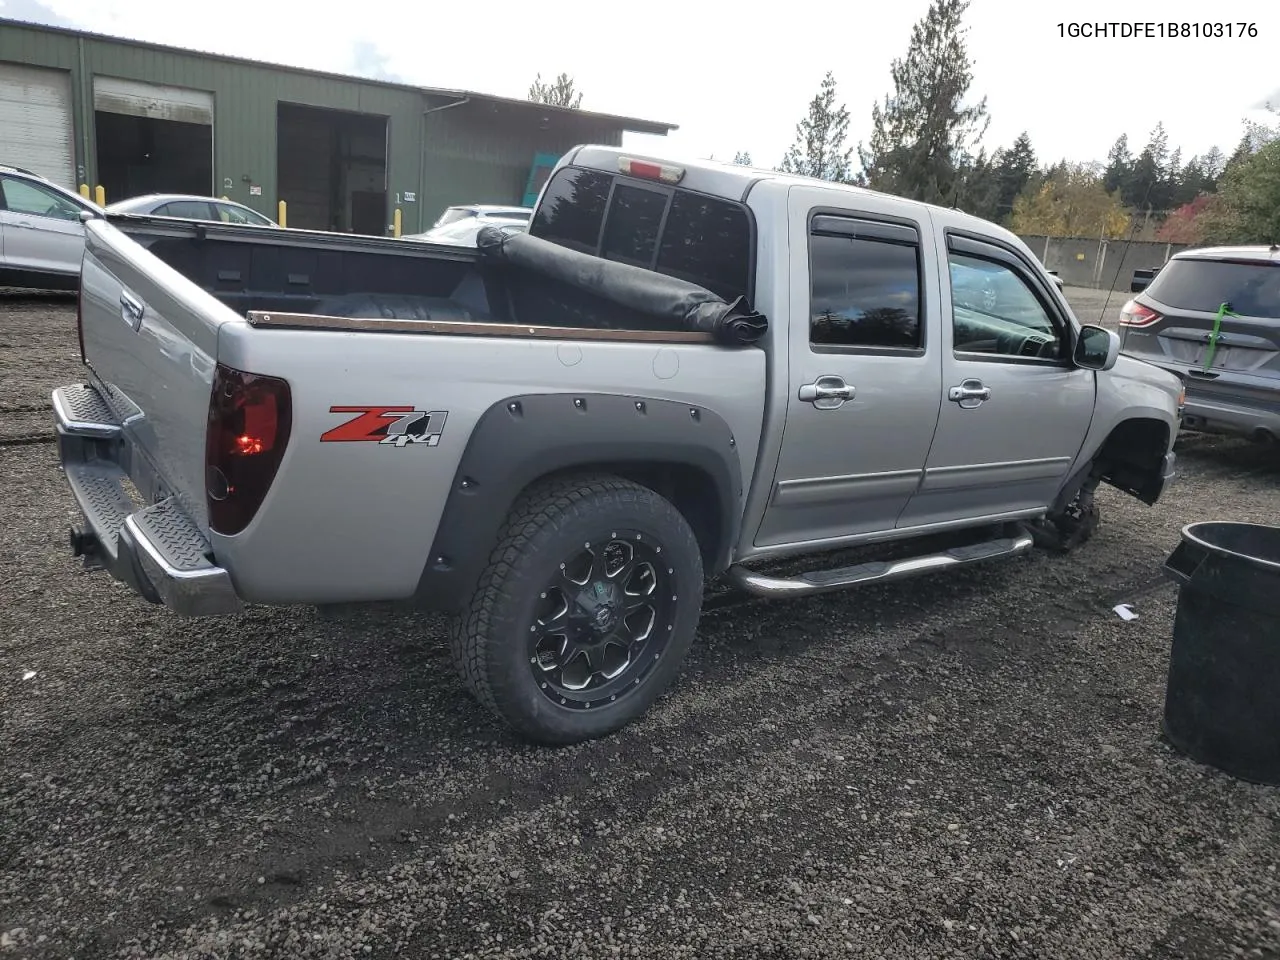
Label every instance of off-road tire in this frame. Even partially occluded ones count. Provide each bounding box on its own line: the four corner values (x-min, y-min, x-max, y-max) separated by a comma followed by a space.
447, 473, 705, 745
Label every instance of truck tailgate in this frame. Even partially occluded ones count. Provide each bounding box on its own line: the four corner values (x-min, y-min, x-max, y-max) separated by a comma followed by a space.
51, 217, 244, 616
78, 217, 236, 528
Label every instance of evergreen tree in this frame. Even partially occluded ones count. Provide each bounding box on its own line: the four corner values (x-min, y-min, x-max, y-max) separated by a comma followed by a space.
1127, 121, 1171, 210
857, 0, 990, 204
1202, 138, 1280, 244
777, 71, 853, 181
1202, 145, 1226, 185
954, 148, 999, 219
528, 72, 583, 109
1103, 134, 1132, 196
1175, 155, 1207, 205
732, 151, 753, 166
989, 132, 1036, 223
1164, 146, 1183, 204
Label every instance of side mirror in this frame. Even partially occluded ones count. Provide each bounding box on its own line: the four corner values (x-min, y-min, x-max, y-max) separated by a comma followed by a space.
1074, 324, 1121, 372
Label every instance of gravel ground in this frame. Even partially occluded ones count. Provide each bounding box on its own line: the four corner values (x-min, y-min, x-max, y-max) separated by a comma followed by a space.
2, 293, 1279, 960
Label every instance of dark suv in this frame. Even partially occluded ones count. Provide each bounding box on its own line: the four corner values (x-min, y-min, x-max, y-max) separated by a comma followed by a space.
1120, 245, 1280, 442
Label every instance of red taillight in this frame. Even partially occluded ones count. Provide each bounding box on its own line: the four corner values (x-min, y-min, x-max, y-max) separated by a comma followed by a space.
617, 156, 685, 184
1119, 300, 1162, 328
205, 363, 292, 536
76, 283, 86, 363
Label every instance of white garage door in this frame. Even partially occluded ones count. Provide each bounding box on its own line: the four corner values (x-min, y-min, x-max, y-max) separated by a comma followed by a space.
93, 76, 214, 125
0, 62, 75, 188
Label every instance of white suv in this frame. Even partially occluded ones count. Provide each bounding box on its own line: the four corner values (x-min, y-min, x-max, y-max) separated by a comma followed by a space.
0, 165, 102, 291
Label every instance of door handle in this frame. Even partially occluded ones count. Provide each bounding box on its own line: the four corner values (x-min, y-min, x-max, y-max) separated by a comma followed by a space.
16, 221, 34, 229
948, 378, 991, 409
120, 290, 145, 332
798, 375, 856, 410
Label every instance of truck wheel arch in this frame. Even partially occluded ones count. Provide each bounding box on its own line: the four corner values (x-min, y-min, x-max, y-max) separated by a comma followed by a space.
1064, 416, 1172, 511
415, 393, 743, 613
1096, 417, 1173, 504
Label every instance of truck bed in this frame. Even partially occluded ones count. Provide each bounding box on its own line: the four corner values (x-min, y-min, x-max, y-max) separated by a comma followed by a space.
65, 215, 769, 610
107, 216, 726, 337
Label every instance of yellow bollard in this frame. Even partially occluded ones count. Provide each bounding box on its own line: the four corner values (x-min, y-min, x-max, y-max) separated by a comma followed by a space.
79, 184, 90, 199
277, 200, 287, 228
94, 185, 105, 206
393, 208, 402, 238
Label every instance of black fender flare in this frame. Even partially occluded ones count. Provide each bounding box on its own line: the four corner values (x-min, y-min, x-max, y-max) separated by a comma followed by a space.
414, 392, 743, 613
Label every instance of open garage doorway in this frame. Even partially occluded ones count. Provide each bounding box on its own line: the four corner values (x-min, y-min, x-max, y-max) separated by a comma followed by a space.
277, 103, 388, 235
93, 77, 213, 203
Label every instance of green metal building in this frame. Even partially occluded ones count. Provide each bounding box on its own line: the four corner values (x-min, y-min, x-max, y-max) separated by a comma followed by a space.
0, 18, 674, 234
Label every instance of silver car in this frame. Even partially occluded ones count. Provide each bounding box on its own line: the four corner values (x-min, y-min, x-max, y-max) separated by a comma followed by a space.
1121, 245, 1280, 443
106, 194, 278, 227
0, 164, 101, 291
403, 204, 532, 246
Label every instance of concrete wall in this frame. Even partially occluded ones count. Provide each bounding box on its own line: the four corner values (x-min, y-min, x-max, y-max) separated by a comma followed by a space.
1018, 234, 1193, 291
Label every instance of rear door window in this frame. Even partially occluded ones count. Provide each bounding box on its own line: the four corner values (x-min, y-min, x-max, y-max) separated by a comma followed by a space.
530, 166, 753, 301
1145, 259, 1280, 319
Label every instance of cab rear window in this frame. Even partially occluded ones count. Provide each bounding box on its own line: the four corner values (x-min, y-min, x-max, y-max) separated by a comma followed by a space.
530, 166, 754, 303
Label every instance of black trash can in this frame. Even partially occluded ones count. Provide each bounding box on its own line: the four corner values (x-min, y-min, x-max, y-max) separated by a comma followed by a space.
1161, 521, 1280, 786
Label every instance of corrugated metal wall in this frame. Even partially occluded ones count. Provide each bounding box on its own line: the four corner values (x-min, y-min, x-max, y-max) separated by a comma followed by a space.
419, 100, 624, 226
0, 21, 645, 233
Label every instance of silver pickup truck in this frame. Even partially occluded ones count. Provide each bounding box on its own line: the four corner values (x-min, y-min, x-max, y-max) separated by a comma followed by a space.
53, 145, 1184, 745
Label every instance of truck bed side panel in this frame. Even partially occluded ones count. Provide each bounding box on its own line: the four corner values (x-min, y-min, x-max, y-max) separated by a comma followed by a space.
213, 324, 767, 605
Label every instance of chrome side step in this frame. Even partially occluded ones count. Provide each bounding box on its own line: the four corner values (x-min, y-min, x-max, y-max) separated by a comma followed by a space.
725, 532, 1036, 599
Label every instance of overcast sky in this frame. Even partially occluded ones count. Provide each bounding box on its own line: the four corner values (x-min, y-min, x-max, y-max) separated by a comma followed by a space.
4, 0, 1277, 171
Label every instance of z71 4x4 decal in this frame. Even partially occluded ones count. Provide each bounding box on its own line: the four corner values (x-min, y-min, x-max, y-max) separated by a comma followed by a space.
320, 406, 448, 447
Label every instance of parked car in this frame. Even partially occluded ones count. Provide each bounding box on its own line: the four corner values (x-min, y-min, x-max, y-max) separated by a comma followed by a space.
1122, 246, 1280, 443
0, 164, 101, 291
431, 204, 533, 230
54, 144, 1182, 746
403, 217, 527, 247
403, 204, 533, 246
106, 194, 278, 227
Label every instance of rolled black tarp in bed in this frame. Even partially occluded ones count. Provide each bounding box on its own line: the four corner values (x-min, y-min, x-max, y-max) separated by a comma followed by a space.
475, 226, 768, 346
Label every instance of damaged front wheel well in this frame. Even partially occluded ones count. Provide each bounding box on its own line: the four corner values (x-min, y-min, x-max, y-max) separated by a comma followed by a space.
1095, 418, 1171, 505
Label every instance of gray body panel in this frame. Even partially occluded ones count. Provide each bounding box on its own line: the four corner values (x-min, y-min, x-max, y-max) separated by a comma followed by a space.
213, 326, 766, 604
63, 145, 1185, 616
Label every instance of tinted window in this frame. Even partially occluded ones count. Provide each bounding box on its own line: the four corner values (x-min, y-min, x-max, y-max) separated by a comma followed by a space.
1, 177, 82, 221
157, 200, 214, 220
600, 184, 666, 268
1145, 258, 1280, 320
949, 252, 1063, 359
531, 167, 753, 300
810, 232, 922, 349
657, 192, 752, 301
530, 167, 611, 255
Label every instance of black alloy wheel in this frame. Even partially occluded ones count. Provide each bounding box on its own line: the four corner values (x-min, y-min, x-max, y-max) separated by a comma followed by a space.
528, 531, 676, 710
